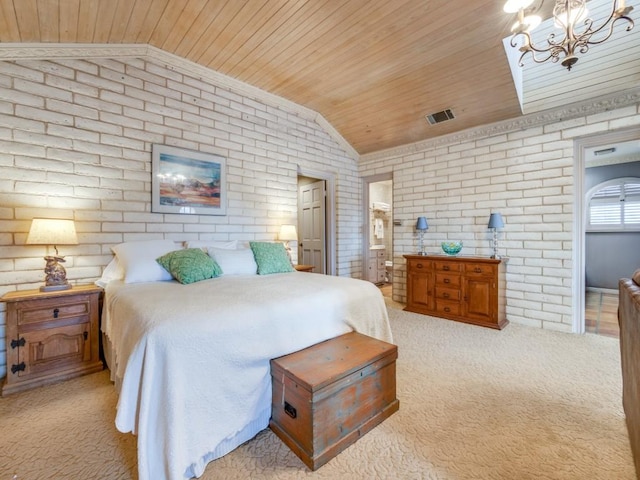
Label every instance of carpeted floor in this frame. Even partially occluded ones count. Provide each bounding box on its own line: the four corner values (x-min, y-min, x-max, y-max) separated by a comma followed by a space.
0, 299, 635, 479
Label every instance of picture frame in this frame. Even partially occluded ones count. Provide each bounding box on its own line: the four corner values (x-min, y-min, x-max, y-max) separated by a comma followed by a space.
151, 144, 227, 216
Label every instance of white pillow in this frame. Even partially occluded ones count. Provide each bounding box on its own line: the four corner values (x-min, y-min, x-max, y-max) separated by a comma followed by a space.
207, 247, 257, 275
112, 239, 180, 283
95, 258, 124, 287
185, 240, 237, 250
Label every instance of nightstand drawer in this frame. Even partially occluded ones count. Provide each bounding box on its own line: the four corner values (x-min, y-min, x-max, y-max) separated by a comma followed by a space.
17, 294, 93, 326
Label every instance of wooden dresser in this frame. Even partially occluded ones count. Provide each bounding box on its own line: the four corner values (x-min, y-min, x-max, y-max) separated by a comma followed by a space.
1, 285, 104, 395
404, 255, 507, 330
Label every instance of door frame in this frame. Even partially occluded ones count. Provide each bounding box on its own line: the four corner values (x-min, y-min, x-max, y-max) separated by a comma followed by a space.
362, 173, 393, 281
297, 166, 336, 276
573, 126, 640, 333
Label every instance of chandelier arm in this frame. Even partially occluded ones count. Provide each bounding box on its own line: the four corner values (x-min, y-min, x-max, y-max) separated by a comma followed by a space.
518, 31, 569, 57
517, 47, 557, 67
580, 15, 635, 46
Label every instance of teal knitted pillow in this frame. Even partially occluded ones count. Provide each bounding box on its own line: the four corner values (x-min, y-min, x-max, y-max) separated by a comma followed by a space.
249, 242, 295, 275
157, 248, 222, 284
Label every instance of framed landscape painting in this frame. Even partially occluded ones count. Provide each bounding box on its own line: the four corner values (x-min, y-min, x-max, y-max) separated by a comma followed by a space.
152, 144, 227, 216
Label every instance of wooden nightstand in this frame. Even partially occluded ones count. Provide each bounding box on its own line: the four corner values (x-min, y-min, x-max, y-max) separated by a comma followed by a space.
1, 285, 104, 396
295, 264, 314, 272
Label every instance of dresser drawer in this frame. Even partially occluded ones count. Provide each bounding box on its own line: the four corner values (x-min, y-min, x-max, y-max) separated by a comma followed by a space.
435, 273, 461, 287
434, 261, 462, 273
17, 295, 92, 326
407, 258, 431, 271
435, 301, 461, 316
464, 263, 496, 276
374, 249, 386, 258
435, 286, 461, 301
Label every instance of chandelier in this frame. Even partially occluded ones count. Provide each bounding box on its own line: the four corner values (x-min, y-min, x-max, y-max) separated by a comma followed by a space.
504, 0, 635, 70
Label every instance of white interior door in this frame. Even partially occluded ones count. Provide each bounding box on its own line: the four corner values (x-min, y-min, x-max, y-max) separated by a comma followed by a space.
299, 180, 326, 274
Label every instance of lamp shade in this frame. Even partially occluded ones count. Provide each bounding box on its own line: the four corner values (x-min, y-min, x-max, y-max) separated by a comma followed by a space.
278, 224, 298, 242
26, 218, 78, 246
416, 216, 428, 231
487, 213, 504, 229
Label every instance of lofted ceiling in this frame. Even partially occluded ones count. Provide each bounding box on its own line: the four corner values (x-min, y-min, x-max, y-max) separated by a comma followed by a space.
0, 0, 619, 156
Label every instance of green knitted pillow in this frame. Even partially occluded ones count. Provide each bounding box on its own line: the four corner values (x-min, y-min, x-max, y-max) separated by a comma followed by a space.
157, 248, 222, 284
249, 242, 295, 275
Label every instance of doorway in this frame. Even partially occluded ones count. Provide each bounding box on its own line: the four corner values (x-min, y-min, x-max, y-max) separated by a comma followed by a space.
363, 173, 393, 298
574, 127, 640, 335
298, 178, 326, 274
297, 167, 336, 275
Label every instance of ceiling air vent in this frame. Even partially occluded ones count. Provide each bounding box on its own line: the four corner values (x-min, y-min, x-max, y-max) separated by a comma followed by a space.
594, 147, 616, 156
425, 108, 455, 125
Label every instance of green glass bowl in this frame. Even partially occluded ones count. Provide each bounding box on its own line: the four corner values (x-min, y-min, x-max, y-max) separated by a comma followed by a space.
441, 241, 463, 256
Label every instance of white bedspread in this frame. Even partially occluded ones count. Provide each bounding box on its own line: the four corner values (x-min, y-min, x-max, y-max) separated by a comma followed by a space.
103, 272, 392, 480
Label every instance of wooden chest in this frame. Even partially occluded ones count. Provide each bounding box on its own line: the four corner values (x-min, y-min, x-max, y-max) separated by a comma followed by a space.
269, 332, 399, 470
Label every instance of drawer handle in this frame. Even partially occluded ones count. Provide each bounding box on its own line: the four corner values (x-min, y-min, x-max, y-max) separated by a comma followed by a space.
11, 337, 26, 349
443, 293, 449, 298
475, 267, 482, 273
284, 401, 297, 419
84, 331, 88, 340
444, 307, 451, 313
416, 264, 423, 269
443, 265, 450, 271
444, 278, 450, 284
53, 308, 60, 318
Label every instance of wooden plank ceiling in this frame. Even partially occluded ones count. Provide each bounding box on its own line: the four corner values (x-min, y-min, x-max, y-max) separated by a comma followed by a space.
0, 0, 536, 154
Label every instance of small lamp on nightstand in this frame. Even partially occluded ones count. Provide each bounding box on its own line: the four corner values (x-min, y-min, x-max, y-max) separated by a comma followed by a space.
279, 224, 298, 263
487, 212, 504, 259
26, 218, 78, 292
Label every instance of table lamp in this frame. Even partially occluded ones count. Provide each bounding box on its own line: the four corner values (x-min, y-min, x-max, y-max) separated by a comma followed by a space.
26, 218, 78, 291
487, 213, 504, 259
416, 216, 428, 256
279, 224, 298, 262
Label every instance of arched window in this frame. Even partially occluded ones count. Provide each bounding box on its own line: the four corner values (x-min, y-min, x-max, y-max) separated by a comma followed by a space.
587, 177, 640, 231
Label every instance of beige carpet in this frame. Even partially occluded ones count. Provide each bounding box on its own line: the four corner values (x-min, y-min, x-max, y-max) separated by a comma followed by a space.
1, 299, 636, 480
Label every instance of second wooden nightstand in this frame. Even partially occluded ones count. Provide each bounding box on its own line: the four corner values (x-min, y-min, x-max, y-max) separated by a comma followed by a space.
1, 285, 104, 396
294, 264, 314, 272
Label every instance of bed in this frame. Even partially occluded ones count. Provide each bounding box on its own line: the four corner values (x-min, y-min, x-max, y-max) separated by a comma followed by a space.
99, 239, 393, 480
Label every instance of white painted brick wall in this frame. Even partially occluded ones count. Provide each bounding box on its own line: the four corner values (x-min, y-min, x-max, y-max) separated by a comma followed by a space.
360, 104, 640, 332
0, 57, 361, 379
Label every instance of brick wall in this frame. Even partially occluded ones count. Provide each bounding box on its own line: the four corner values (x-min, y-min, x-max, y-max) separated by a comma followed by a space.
360, 105, 640, 332
0, 57, 360, 378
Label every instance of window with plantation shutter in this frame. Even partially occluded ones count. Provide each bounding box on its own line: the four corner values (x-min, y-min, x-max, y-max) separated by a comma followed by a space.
587, 178, 640, 231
